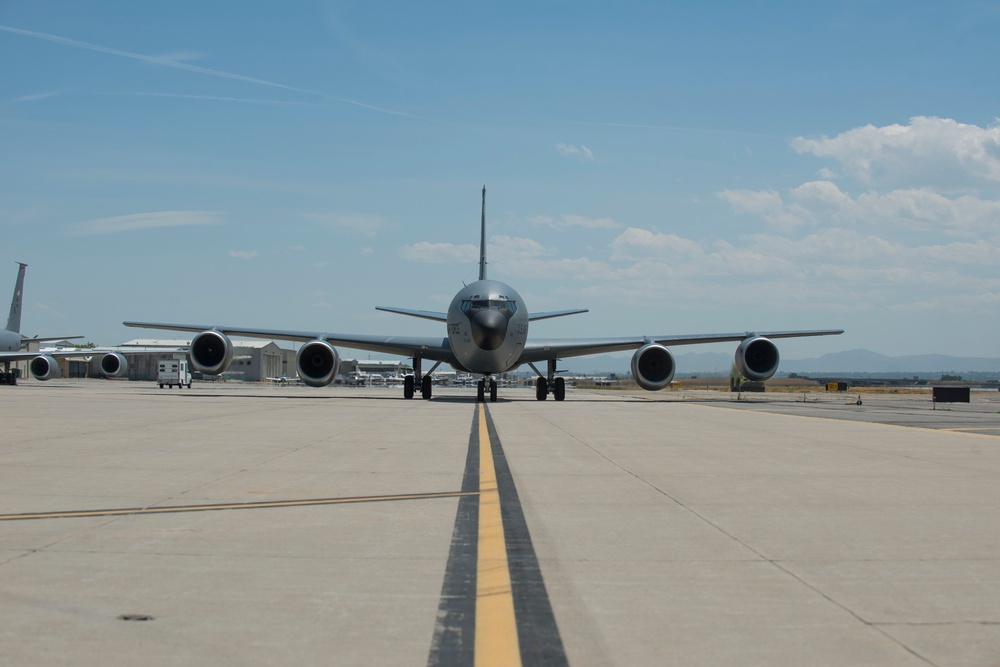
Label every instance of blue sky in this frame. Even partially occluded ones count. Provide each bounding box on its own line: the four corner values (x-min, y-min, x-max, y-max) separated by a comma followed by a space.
2, 1, 998, 363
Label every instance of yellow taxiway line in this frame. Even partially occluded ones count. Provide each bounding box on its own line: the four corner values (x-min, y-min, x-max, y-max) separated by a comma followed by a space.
475, 402, 522, 667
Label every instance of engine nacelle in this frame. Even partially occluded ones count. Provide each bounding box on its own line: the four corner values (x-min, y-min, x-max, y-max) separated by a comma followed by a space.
735, 336, 780, 382
99, 352, 129, 378
296, 339, 341, 387
189, 329, 235, 375
630, 343, 676, 391
29, 355, 62, 381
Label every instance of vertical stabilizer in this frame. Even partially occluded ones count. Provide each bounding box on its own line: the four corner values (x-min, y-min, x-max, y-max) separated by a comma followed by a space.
7, 262, 26, 334
479, 185, 487, 281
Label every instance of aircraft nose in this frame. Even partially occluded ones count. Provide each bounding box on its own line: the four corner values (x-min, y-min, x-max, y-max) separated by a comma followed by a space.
470, 309, 507, 350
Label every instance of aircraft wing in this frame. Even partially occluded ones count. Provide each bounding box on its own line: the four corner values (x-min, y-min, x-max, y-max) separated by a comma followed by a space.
528, 309, 589, 321
519, 329, 844, 363
0, 349, 95, 362
374, 307, 448, 322
123, 321, 456, 362
0, 344, 189, 363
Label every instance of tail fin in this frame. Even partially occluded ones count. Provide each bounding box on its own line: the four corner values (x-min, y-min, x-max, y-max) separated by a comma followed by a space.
7, 262, 26, 334
478, 185, 487, 281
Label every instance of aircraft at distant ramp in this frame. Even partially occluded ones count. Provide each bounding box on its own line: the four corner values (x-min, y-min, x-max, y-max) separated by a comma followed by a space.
0, 263, 131, 384
125, 187, 843, 401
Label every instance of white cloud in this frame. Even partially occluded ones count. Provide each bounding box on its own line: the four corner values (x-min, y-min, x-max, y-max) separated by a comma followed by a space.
789, 180, 854, 211
556, 143, 595, 161
610, 228, 704, 262
480, 221, 1000, 318
401, 241, 477, 264
228, 250, 258, 260
717, 188, 783, 216
64, 210, 225, 236
791, 116, 1000, 190
717, 189, 811, 231
490, 235, 551, 260
721, 181, 1000, 238
391, 117, 1000, 326
499, 255, 612, 283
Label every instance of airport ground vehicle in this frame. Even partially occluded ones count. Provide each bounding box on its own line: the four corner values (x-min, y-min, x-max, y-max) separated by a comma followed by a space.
157, 359, 192, 388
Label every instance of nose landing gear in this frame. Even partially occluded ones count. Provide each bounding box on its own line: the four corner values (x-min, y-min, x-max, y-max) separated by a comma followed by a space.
477, 377, 498, 402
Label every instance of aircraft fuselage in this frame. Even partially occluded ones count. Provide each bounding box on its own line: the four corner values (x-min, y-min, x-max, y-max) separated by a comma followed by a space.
0, 329, 21, 353
447, 279, 528, 374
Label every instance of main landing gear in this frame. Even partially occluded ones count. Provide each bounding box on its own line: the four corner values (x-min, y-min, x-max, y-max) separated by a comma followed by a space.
403, 355, 441, 400
1, 362, 16, 386
530, 359, 566, 401
403, 374, 434, 399
534, 376, 565, 401
477, 377, 498, 402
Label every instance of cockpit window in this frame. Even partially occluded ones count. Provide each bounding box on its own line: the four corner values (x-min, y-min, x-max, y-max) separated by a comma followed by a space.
461, 299, 516, 314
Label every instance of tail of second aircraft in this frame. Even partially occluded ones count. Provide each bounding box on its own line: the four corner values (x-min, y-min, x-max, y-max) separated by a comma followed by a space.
6, 263, 26, 334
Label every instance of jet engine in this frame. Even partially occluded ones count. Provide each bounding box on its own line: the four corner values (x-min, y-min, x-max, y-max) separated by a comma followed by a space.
29, 355, 62, 381
296, 339, 340, 387
99, 352, 129, 378
630, 343, 675, 391
189, 329, 235, 375
735, 336, 779, 382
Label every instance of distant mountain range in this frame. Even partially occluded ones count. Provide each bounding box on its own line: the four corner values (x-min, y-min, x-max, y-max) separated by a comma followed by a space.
560, 348, 1000, 377
780, 349, 1000, 375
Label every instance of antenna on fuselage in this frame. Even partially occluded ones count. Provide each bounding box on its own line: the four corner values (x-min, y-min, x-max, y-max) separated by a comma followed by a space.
479, 185, 487, 281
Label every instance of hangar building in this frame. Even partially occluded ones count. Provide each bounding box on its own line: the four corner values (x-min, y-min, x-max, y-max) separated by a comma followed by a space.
95, 339, 285, 383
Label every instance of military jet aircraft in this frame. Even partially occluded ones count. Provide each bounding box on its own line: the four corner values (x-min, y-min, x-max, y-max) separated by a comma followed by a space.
0, 262, 131, 384
125, 188, 843, 401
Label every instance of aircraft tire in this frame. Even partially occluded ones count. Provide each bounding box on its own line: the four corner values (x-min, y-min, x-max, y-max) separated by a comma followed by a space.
421, 375, 432, 400
489, 379, 498, 402
403, 375, 415, 399
536, 377, 548, 401
554, 377, 566, 401
477, 380, 485, 402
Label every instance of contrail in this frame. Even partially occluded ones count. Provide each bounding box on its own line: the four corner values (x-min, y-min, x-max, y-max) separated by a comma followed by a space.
0, 23, 420, 119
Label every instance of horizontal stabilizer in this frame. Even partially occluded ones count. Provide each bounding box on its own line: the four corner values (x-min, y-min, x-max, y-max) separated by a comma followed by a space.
528, 309, 589, 322
375, 307, 448, 322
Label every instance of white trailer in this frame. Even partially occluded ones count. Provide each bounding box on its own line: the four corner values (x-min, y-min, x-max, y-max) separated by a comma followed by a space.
157, 359, 192, 388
